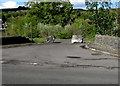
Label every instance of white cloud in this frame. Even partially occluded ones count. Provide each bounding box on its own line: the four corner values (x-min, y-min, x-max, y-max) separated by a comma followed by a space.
0, 1, 18, 9
69, 0, 86, 9
70, 0, 85, 4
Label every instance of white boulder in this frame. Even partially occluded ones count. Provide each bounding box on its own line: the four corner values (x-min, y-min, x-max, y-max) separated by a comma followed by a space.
71, 35, 83, 43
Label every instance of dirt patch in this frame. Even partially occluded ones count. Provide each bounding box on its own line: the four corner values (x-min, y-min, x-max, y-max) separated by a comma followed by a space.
66, 55, 117, 60
60, 63, 120, 69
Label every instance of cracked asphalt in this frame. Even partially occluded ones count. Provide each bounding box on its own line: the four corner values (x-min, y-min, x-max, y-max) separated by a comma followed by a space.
1, 39, 119, 84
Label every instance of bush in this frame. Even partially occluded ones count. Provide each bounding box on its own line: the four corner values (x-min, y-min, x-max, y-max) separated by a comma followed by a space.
5, 16, 25, 36
37, 23, 64, 38
64, 18, 97, 40
57, 31, 71, 39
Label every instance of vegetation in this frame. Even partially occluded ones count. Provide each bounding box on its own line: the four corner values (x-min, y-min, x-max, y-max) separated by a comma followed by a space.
2, 0, 118, 43
32, 38, 46, 43
85, 0, 118, 36
26, 2, 74, 26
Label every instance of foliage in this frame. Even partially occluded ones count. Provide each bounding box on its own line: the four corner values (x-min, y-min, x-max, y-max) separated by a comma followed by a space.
57, 31, 71, 39
5, 16, 25, 36
37, 23, 63, 37
2, 10, 27, 23
2, 1, 83, 39
117, 8, 120, 37
4, 1, 118, 41
64, 18, 96, 39
85, 0, 117, 36
25, 2, 77, 26
32, 38, 46, 43
4, 15, 96, 40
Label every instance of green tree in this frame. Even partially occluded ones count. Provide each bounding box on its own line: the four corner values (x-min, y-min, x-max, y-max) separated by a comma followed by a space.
85, 0, 116, 36
25, 1, 74, 26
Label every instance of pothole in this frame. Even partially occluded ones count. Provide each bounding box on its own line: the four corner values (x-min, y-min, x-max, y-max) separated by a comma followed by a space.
1, 59, 58, 66
67, 56, 81, 59
60, 64, 92, 68
66, 56, 116, 60
1, 59, 39, 65
60, 63, 119, 69
1, 59, 22, 65
84, 58, 117, 60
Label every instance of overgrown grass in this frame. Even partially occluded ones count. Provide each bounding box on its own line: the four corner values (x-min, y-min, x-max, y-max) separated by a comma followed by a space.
32, 38, 46, 43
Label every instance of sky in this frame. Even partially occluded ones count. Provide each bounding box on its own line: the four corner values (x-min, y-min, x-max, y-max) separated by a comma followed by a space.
0, 0, 119, 9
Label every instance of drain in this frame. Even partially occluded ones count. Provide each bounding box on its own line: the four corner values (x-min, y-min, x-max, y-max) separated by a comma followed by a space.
67, 56, 81, 58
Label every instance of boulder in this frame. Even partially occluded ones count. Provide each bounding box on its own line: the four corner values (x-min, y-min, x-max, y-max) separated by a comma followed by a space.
71, 35, 83, 43
46, 35, 55, 43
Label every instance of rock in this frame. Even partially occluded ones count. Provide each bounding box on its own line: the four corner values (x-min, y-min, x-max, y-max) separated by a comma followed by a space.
71, 35, 83, 43
80, 45, 88, 49
46, 35, 55, 43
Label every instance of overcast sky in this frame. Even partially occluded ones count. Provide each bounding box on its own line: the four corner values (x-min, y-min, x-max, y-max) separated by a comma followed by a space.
0, 0, 119, 9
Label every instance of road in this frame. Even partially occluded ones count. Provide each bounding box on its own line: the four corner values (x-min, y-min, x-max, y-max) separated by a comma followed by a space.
1, 39, 119, 84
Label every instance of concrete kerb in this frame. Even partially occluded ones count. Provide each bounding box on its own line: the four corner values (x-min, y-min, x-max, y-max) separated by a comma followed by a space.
1, 43, 44, 48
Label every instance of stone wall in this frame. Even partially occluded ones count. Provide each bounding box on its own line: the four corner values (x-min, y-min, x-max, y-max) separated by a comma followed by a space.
95, 35, 120, 55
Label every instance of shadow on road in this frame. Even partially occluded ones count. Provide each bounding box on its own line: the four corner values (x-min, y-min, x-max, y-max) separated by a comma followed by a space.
1, 36, 33, 45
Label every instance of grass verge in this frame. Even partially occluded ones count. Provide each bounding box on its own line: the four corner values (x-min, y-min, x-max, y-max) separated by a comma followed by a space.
31, 38, 46, 43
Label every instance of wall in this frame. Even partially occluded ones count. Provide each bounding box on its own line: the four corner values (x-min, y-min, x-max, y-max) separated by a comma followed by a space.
95, 35, 120, 55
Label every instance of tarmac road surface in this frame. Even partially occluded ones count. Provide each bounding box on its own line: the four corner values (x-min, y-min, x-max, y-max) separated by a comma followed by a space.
2, 39, 119, 84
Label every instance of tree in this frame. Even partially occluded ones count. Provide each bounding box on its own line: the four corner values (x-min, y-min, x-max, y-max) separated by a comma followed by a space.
85, 0, 116, 36
25, 1, 74, 26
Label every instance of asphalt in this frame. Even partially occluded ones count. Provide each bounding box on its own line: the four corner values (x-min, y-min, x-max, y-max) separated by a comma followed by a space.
1, 39, 119, 84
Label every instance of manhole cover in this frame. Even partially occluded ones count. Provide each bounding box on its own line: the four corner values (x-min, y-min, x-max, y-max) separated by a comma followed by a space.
67, 56, 81, 58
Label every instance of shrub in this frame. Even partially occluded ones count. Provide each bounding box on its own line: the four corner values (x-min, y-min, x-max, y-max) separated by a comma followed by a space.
37, 23, 64, 38
57, 31, 71, 39
5, 16, 25, 36
64, 18, 97, 40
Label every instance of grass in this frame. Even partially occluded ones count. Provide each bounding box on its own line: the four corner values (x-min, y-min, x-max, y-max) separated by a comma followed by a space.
32, 38, 46, 43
